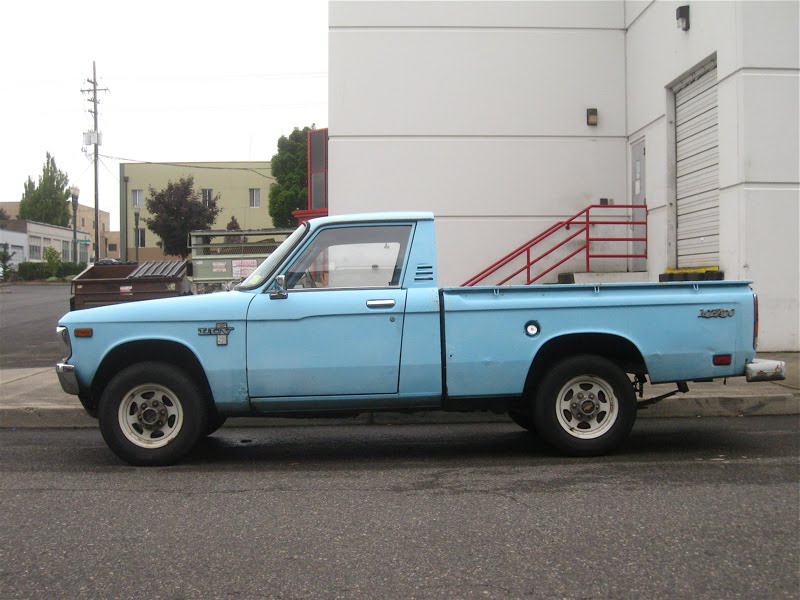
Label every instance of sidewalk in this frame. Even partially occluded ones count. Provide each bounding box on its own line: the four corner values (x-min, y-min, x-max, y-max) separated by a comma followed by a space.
1, 353, 798, 428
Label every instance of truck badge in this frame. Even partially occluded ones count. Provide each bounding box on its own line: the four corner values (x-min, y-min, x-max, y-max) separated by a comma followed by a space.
698, 308, 735, 318
198, 322, 235, 346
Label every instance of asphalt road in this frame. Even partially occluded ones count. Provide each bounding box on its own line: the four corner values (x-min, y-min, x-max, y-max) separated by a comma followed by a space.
1, 417, 798, 599
0, 283, 72, 368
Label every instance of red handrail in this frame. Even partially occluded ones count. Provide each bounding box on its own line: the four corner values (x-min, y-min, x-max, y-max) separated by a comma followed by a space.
462, 204, 647, 286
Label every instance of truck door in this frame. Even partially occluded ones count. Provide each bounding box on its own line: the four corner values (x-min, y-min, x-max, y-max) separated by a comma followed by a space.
246, 223, 412, 399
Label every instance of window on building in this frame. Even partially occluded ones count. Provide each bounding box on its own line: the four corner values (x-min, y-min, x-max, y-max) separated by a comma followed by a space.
249, 188, 261, 208
43, 237, 52, 248
79, 244, 88, 264
202, 189, 213, 206
132, 189, 144, 208
29, 236, 41, 260
62, 240, 71, 261
108, 243, 118, 252
102, 223, 106, 232
136, 229, 146, 248
81, 218, 85, 228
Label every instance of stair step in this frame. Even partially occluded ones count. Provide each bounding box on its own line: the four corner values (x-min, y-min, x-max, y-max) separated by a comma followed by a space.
558, 272, 649, 284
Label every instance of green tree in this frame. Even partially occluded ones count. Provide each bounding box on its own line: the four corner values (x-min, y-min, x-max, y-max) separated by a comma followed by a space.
145, 177, 221, 258
18, 153, 71, 226
43, 246, 61, 278
269, 126, 312, 228
0, 243, 15, 278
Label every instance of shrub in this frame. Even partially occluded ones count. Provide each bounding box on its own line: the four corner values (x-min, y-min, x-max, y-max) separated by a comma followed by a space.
43, 246, 61, 278
17, 262, 50, 280
57, 262, 87, 278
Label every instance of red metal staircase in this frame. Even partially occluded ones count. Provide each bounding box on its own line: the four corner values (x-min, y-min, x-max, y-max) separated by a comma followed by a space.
462, 204, 647, 286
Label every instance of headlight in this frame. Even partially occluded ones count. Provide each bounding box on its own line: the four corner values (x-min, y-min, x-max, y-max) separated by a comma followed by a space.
57, 326, 72, 360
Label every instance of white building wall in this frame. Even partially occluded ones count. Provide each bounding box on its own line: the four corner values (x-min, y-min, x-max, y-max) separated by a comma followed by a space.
0, 229, 27, 267
329, 0, 799, 349
625, 0, 799, 350
24, 221, 92, 264
329, 1, 628, 286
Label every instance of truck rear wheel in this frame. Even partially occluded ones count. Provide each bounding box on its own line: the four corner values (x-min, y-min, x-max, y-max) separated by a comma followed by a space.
98, 362, 208, 466
533, 355, 636, 456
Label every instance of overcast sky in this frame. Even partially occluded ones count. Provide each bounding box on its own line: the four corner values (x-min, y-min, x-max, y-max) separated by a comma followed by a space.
0, 0, 329, 230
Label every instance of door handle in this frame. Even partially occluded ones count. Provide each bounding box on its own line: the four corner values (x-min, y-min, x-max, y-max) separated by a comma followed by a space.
366, 299, 396, 309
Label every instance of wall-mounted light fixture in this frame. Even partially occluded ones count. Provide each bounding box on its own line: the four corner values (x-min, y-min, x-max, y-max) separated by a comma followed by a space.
676, 5, 690, 31
586, 108, 598, 127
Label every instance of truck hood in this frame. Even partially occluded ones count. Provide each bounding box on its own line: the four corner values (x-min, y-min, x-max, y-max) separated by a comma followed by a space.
58, 290, 256, 325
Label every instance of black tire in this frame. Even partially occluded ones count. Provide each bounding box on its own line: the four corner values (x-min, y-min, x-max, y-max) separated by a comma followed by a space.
205, 413, 227, 436
98, 362, 208, 466
533, 355, 636, 456
508, 410, 536, 433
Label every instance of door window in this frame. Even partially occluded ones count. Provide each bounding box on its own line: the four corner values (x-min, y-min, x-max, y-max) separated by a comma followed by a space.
284, 225, 411, 290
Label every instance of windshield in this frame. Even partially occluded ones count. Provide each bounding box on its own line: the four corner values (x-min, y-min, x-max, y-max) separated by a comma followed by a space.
235, 222, 309, 290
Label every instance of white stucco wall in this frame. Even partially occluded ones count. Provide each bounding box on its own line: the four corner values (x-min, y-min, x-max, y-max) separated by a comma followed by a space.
329, 0, 628, 286
329, 0, 799, 349
0, 229, 28, 267
625, 0, 799, 350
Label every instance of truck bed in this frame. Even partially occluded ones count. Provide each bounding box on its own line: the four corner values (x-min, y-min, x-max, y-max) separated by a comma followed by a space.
441, 281, 756, 397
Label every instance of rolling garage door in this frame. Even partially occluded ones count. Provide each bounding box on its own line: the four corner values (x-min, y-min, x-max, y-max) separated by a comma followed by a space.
674, 60, 719, 268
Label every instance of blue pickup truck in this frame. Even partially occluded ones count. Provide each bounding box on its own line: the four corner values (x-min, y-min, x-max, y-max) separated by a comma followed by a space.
56, 212, 785, 465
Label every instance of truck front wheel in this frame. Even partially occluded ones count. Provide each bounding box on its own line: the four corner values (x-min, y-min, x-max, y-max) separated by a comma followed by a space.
533, 355, 636, 456
98, 362, 208, 466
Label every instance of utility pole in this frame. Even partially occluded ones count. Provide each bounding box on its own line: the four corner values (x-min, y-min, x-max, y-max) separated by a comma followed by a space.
81, 61, 109, 263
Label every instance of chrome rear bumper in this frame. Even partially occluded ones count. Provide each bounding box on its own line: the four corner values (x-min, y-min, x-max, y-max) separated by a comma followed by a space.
56, 363, 79, 395
745, 359, 786, 382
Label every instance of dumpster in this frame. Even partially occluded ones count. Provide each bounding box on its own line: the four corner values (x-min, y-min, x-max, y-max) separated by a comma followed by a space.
70, 260, 189, 310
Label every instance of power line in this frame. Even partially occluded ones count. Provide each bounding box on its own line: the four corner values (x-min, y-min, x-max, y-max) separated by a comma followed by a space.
97, 158, 119, 183
98, 154, 275, 180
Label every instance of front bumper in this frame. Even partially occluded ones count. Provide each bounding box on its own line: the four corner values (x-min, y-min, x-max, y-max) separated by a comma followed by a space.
745, 359, 786, 382
56, 363, 80, 395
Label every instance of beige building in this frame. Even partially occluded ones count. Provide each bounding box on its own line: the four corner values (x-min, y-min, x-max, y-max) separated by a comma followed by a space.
119, 161, 274, 261
0, 201, 113, 260
106, 231, 120, 260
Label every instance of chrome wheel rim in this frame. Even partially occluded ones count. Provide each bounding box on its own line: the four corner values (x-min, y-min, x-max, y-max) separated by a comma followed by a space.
118, 383, 184, 449
555, 375, 618, 439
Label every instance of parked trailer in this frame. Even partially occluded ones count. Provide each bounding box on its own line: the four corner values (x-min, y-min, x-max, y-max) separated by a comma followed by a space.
188, 228, 294, 293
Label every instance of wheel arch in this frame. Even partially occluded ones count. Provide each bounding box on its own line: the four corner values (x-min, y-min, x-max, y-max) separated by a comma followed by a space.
90, 340, 215, 416
522, 333, 647, 405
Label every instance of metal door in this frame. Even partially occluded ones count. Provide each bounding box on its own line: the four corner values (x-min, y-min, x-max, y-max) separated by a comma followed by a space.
674, 60, 719, 268
246, 288, 407, 398
630, 139, 647, 272
246, 223, 413, 399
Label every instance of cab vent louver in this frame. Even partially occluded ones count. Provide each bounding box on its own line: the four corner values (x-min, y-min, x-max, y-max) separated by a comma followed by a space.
414, 264, 434, 282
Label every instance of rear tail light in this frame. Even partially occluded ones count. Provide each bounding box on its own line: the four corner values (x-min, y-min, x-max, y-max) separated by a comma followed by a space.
713, 354, 732, 366
753, 293, 759, 350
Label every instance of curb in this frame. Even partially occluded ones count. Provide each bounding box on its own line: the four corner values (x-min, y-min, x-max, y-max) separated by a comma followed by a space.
2, 394, 798, 429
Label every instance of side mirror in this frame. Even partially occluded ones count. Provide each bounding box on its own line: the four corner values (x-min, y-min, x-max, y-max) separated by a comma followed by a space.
270, 274, 288, 299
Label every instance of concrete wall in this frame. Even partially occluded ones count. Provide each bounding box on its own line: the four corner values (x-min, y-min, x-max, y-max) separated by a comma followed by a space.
119, 162, 273, 261
625, 0, 799, 350
0, 228, 28, 267
329, 0, 799, 349
329, 1, 628, 286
